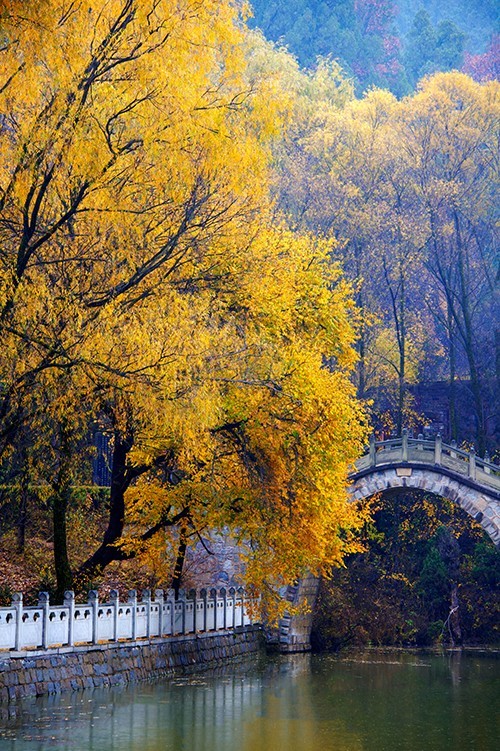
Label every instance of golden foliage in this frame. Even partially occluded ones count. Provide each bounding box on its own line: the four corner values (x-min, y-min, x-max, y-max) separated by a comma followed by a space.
0, 1, 368, 602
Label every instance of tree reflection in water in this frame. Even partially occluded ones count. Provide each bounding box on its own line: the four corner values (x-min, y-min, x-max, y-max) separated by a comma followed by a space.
0, 651, 498, 751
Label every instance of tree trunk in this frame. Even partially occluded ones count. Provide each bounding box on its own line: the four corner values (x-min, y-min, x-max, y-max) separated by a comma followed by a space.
357, 315, 366, 399
454, 211, 486, 454
53, 485, 73, 602
16, 471, 29, 555
171, 526, 188, 599
354, 261, 366, 399
52, 429, 74, 602
447, 304, 458, 442
397, 270, 406, 437
76, 428, 133, 590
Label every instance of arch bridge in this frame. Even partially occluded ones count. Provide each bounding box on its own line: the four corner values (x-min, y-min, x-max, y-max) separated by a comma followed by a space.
276, 431, 499, 653
350, 430, 500, 545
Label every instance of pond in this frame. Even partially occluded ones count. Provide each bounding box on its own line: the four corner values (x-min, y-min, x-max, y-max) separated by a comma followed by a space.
0, 650, 498, 750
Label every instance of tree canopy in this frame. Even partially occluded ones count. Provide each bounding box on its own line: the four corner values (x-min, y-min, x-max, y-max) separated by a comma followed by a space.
267, 64, 499, 449
0, 0, 368, 607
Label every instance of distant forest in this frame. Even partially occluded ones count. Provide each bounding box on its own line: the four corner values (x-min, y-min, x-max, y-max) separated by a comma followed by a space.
249, 0, 499, 94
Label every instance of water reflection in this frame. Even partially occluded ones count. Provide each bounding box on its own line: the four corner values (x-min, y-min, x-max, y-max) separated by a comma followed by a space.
0, 651, 498, 751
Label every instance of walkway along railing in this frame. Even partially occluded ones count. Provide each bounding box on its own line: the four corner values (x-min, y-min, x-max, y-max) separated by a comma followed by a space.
0, 587, 257, 653
354, 429, 500, 492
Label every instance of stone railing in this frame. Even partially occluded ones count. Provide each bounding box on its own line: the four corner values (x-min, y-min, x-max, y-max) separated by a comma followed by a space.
354, 429, 500, 492
0, 587, 257, 653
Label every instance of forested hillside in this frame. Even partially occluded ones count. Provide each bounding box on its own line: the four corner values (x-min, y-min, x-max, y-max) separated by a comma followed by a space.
254, 35, 499, 456
396, 0, 497, 50
249, 0, 499, 93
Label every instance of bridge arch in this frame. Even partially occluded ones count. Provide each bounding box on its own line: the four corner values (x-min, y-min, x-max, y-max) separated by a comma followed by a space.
350, 466, 500, 545
350, 432, 500, 546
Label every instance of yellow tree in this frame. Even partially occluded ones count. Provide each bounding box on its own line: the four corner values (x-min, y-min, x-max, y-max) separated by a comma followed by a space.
281, 87, 432, 433
0, 1, 368, 601
0, 0, 271, 452
0, 0, 277, 596
396, 72, 499, 453
111, 228, 368, 605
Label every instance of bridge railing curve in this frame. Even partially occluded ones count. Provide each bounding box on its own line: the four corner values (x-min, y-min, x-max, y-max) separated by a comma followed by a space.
354, 430, 500, 492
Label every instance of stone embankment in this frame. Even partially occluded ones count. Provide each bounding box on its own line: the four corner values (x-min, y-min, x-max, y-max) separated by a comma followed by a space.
269, 574, 320, 653
0, 627, 262, 703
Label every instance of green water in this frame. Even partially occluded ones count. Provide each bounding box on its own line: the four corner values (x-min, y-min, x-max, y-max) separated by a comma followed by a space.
0, 651, 498, 750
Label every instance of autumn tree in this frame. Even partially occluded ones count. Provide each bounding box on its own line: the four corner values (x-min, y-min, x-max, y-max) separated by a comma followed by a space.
396, 73, 499, 453
270, 84, 432, 433
462, 35, 499, 83
0, 1, 368, 603
268, 64, 498, 445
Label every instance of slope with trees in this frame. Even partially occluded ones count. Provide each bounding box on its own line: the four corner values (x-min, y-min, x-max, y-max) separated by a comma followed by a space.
262, 49, 498, 450
249, 0, 498, 93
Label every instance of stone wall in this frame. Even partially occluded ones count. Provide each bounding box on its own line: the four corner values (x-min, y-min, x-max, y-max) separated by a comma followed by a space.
281, 575, 321, 652
0, 626, 262, 703
268, 575, 321, 653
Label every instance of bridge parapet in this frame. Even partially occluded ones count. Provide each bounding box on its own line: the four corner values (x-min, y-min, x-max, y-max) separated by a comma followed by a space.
354, 430, 500, 493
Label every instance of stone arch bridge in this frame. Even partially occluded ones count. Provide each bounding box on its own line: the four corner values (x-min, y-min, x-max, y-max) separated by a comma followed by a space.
351, 431, 500, 545
276, 431, 500, 653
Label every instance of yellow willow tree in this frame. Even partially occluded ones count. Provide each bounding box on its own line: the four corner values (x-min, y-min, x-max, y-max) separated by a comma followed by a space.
395, 73, 499, 454
0, 0, 273, 596
111, 229, 368, 605
0, 0, 270, 450
0, 1, 368, 601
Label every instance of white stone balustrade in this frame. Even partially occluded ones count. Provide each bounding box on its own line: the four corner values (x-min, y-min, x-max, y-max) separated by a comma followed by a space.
0, 586, 255, 653
355, 429, 500, 492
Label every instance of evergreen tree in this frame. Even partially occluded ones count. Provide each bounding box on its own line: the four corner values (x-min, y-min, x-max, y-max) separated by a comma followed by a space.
404, 10, 437, 84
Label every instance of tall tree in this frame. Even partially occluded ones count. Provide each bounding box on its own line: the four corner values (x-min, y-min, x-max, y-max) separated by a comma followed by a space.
0, 1, 368, 603
397, 72, 499, 453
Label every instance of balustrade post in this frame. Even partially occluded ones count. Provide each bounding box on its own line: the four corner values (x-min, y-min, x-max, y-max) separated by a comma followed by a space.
190, 589, 197, 634
200, 588, 207, 633
179, 589, 186, 634
142, 589, 151, 639
229, 587, 236, 629
469, 447, 476, 480
38, 592, 50, 650
484, 452, 491, 474
369, 434, 376, 467
155, 589, 164, 637
109, 590, 119, 642
210, 588, 217, 631
434, 433, 442, 464
221, 587, 227, 631
167, 589, 175, 635
402, 428, 408, 462
450, 439, 457, 459
238, 587, 245, 628
89, 590, 99, 645
12, 593, 23, 651
64, 590, 75, 647
128, 590, 137, 640
417, 433, 423, 451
